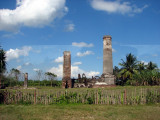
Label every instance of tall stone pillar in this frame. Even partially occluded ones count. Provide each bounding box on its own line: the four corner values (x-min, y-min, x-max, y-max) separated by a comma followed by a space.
24, 73, 28, 88
62, 51, 72, 88
102, 35, 115, 85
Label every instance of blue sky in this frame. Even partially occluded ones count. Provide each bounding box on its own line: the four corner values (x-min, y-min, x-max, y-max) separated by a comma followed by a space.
0, 0, 160, 80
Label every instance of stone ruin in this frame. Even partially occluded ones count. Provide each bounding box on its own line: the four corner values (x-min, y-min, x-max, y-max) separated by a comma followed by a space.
62, 51, 72, 88
19, 35, 115, 88
24, 73, 28, 89
62, 35, 115, 88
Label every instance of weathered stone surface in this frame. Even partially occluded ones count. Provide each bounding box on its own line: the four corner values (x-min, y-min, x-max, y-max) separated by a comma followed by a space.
24, 73, 28, 88
102, 35, 115, 85
62, 51, 72, 88
62, 35, 115, 88
103, 35, 113, 74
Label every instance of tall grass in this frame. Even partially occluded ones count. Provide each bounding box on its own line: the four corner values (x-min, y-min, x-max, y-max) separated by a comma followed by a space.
1, 87, 160, 105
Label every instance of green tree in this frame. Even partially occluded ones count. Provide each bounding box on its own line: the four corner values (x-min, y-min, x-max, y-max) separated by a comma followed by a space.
0, 47, 7, 88
146, 61, 157, 70
35, 70, 43, 86
137, 62, 145, 72
45, 72, 57, 87
119, 53, 138, 84
10, 68, 20, 82
113, 66, 120, 83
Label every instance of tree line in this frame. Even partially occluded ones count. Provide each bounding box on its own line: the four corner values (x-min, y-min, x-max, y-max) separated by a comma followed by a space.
0, 46, 60, 88
114, 53, 160, 86
1, 68, 61, 88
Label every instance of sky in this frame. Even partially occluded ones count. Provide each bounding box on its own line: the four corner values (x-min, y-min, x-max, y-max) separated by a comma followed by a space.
0, 0, 160, 80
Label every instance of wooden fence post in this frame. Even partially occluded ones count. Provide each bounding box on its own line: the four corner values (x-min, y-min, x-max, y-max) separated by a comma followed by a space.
124, 89, 127, 105
15, 90, 17, 104
97, 91, 98, 104
34, 90, 36, 105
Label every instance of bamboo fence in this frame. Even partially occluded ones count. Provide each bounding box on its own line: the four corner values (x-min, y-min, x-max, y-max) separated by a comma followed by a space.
0, 88, 160, 105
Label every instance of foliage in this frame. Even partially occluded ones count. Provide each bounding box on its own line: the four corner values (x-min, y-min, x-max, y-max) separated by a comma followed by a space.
116, 53, 160, 86
0, 47, 6, 74
131, 70, 160, 86
10, 68, 21, 81
45, 72, 57, 87
146, 61, 158, 70
1, 75, 23, 87
27, 80, 61, 87
1, 87, 160, 105
0, 47, 7, 89
118, 53, 138, 84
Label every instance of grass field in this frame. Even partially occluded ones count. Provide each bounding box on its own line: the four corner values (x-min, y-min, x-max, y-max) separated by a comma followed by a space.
0, 104, 160, 120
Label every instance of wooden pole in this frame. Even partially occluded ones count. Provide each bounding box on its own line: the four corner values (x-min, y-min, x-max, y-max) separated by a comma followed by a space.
34, 90, 36, 105
124, 89, 127, 105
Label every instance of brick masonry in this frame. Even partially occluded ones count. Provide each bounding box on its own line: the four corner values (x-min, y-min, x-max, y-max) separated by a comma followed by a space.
62, 51, 72, 88
24, 73, 28, 88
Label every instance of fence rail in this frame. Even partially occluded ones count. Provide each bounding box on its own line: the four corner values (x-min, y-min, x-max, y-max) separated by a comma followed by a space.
0, 88, 160, 105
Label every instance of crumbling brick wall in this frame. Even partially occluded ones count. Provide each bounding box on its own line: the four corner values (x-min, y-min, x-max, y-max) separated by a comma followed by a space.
62, 51, 72, 88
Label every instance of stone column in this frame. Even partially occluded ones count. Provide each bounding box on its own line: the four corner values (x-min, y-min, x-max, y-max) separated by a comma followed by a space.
102, 35, 115, 85
103, 35, 113, 74
62, 51, 72, 88
24, 73, 28, 88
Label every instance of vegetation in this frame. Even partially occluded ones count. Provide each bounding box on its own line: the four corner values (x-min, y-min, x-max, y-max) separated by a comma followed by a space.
0, 47, 7, 89
1, 86, 160, 105
118, 53, 138, 82
10, 68, 21, 82
0, 104, 160, 120
45, 72, 57, 87
0, 45, 59, 88
114, 53, 160, 86
1, 77, 61, 88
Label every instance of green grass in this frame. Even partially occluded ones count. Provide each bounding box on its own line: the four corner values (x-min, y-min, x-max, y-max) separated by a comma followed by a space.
0, 104, 160, 120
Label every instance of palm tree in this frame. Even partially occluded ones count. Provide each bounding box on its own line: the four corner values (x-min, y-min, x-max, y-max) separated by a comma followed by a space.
45, 72, 57, 87
146, 61, 157, 70
10, 68, 20, 82
0, 48, 7, 88
137, 62, 145, 72
119, 53, 138, 83
113, 66, 119, 78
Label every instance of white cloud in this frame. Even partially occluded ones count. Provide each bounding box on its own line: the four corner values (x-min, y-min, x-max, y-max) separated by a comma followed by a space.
64, 24, 75, 32
24, 62, 30, 66
33, 50, 41, 54
16, 65, 22, 70
6, 46, 32, 61
141, 60, 148, 65
112, 48, 116, 52
54, 56, 63, 63
48, 64, 100, 78
73, 62, 82, 65
0, 0, 68, 32
71, 66, 100, 78
85, 71, 100, 78
48, 64, 63, 78
77, 51, 94, 57
90, 0, 148, 15
72, 42, 94, 47
152, 54, 158, 57
133, 5, 148, 13
33, 68, 40, 72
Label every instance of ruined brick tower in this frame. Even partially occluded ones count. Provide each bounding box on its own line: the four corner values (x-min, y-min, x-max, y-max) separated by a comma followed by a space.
62, 51, 72, 88
102, 35, 115, 85
24, 73, 28, 88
